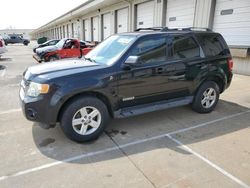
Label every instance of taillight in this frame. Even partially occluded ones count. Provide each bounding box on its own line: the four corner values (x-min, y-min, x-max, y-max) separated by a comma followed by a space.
0, 40, 3, 47
227, 58, 233, 72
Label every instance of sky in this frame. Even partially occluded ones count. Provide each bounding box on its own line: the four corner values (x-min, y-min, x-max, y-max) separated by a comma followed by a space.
0, 0, 87, 30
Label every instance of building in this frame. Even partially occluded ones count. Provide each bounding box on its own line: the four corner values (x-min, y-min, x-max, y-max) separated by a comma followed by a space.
30, 0, 250, 75
0, 29, 33, 39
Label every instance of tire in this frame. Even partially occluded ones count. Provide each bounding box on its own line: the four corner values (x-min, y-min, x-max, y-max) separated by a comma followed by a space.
48, 55, 59, 62
23, 41, 29, 46
192, 81, 220, 113
60, 97, 110, 142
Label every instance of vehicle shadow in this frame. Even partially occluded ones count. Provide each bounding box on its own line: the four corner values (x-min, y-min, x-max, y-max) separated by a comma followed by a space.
32, 99, 249, 164
0, 57, 12, 62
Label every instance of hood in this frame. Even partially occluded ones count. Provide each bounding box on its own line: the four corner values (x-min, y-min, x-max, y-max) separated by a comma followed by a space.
24, 59, 104, 81
36, 45, 58, 55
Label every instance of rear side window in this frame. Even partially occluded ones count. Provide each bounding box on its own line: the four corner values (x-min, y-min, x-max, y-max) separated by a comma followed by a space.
130, 37, 167, 64
170, 36, 200, 60
196, 34, 227, 57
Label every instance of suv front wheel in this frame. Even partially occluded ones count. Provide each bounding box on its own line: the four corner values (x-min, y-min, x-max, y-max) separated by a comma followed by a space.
192, 81, 220, 113
60, 97, 110, 142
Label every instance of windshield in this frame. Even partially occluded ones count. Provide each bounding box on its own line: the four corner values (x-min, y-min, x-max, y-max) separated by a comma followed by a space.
85, 35, 136, 66
56, 39, 67, 48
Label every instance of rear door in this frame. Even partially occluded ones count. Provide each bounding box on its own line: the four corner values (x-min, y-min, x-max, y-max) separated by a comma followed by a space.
167, 34, 205, 96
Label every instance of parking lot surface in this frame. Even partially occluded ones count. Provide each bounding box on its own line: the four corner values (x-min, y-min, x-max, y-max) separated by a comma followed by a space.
0, 44, 250, 188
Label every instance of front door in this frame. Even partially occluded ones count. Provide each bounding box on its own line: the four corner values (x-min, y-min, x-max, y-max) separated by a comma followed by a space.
117, 35, 171, 108
60, 40, 80, 58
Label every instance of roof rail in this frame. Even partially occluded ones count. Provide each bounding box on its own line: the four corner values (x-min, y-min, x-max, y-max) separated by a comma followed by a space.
135, 27, 163, 31
135, 27, 212, 32
182, 27, 212, 31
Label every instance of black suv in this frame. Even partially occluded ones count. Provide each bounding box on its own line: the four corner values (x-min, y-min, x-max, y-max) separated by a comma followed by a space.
20, 27, 233, 142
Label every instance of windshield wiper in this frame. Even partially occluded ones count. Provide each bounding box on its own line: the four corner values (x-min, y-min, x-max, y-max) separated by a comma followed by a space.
84, 57, 96, 63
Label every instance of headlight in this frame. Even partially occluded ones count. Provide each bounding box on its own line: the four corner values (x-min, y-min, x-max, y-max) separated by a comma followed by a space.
27, 82, 50, 97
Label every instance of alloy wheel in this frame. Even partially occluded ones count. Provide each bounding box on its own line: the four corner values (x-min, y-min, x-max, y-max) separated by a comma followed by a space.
72, 106, 101, 135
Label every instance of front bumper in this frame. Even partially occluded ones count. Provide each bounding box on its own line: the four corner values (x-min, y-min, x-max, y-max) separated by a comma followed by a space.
33, 54, 42, 63
19, 82, 58, 128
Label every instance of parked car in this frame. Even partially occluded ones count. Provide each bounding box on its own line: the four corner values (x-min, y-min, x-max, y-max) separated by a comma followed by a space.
0, 36, 7, 56
33, 38, 94, 63
33, 39, 60, 53
20, 27, 233, 142
4, 34, 30, 46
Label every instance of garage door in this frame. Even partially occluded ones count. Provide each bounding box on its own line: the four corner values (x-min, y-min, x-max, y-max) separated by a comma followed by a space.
84, 19, 91, 41
71, 23, 75, 38
66, 24, 69, 38
92, 16, 99, 41
166, 0, 196, 28
63, 25, 66, 38
136, 1, 154, 29
213, 0, 250, 47
102, 13, 111, 40
116, 7, 129, 33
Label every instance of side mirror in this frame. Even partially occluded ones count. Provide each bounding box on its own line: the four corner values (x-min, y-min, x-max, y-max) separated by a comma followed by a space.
124, 56, 140, 65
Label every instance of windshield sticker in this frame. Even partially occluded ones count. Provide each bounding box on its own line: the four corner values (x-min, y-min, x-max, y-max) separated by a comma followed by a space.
117, 38, 133, 45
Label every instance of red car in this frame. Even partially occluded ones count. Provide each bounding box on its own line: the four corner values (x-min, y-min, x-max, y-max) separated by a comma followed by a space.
33, 38, 94, 63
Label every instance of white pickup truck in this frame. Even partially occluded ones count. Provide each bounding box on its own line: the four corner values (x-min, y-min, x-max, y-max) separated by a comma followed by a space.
0, 36, 7, 57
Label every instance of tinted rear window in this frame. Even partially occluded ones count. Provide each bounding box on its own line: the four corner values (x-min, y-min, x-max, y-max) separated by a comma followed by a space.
170, 36, 200, 59
196, 34, 229, 57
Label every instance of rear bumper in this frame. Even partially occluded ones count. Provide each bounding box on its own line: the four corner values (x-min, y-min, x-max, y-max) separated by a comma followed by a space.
225, 72, 233, 91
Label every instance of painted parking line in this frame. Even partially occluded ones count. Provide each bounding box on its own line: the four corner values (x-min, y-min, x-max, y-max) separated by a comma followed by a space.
0, 110, 250, 182
0, 108, 21, 115
0, 68, 6, 77
167, 134, 250, 188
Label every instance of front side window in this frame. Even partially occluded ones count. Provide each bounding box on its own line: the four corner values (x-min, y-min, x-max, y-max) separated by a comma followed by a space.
170, 36, 200, 60
49, 40, 58, 45
130, 37, 167, 64
56, 38, 67, 48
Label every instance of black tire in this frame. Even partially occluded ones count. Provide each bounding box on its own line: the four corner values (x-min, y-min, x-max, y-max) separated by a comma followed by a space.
192, 81, 220, 113
23, 41, 29, 46
47, 55, 59, 62
60, 97, 110, 142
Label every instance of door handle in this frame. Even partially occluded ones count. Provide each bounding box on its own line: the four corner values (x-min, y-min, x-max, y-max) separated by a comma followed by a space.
156, 67, 163, 74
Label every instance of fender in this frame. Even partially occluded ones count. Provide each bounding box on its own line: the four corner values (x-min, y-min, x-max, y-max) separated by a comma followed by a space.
195, 66, 227, 94
44, 50, 60, 61
49, 74, 117, 122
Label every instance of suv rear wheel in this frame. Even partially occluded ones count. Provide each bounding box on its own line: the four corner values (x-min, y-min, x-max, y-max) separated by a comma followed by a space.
192, 81, 220, 113
23, 41, 29, 46
60, 97, 110, 142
